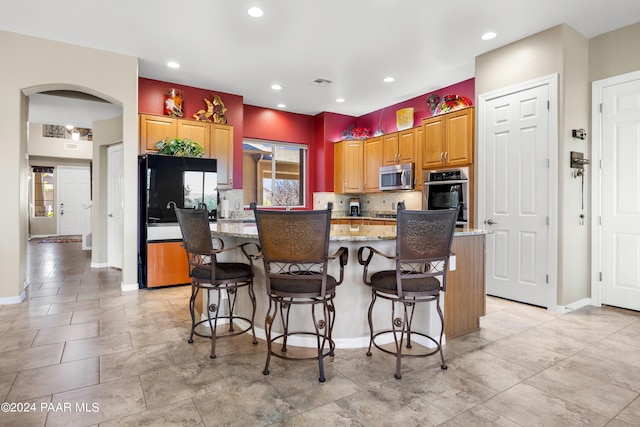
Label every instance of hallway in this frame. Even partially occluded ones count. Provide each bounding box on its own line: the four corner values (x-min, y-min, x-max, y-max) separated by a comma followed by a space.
0, 239, 639, 426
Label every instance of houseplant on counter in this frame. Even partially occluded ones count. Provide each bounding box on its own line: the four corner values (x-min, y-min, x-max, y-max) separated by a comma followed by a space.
155, 137, 205, 157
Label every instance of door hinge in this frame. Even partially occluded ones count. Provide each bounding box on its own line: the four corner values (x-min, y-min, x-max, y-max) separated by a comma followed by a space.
546, 217, 549, 225
599, 272, 602, 281
545, 274, 549, 284
598, 216, 602, 225
546, 159, 549, 168
599, 103, 603, 113
547, 101, 550, 110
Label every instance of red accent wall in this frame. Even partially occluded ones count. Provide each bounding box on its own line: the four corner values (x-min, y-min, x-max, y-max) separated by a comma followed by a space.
138, 78, 244, 188
356, 78, 475, 134
138, 77, 475, 198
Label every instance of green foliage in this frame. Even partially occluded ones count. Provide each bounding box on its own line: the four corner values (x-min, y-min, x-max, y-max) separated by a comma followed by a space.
155, 137, 205, 157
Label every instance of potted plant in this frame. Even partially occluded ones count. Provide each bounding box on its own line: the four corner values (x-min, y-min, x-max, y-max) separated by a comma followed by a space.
155, 137, 205, 157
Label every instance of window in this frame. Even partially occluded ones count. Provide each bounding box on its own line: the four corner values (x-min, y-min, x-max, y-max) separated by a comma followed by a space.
32, 166, 55, 217
242, 140, 306, 207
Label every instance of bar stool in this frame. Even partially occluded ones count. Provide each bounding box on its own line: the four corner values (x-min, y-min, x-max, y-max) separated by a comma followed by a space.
357, 205, 457, 379
174, 206, 259, 358
251, 202, 348, 382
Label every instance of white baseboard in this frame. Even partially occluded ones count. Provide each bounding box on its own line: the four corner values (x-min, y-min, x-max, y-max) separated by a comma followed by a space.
90, 262, 108, 268
0, 291, 27, 305
121, 282, 139, 292
553, 298, 592, 314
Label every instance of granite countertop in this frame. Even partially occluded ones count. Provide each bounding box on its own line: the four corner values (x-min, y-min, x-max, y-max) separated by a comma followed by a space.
211, 222, 490, 242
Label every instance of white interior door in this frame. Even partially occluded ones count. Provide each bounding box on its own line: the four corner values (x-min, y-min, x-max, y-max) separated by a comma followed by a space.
57, 165, 91, 237
108, 144, 123, 269
481, 83, 551, 307
596, 74, 640, 311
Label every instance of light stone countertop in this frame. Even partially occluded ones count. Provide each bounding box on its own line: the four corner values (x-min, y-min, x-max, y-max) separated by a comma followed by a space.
211, 221, 490, 242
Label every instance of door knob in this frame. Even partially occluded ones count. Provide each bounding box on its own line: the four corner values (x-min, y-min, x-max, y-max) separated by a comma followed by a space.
485, 219, 498, 225
108, 214, 113, 217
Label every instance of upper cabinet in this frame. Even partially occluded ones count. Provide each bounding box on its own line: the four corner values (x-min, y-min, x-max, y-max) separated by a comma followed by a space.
363, 137, 383, 193
422, 107, 474, 169
334, 140, 364, 194
139, 114, 177, 153
138, 113, 234, 189
208, 124, 234, 189
382, 129, 417, 166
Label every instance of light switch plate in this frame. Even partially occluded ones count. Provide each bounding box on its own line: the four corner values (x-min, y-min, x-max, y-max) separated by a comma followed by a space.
449, 255, 456, 271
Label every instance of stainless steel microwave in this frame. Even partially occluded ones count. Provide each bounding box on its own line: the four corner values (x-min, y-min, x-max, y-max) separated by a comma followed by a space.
379, 163, 414, 191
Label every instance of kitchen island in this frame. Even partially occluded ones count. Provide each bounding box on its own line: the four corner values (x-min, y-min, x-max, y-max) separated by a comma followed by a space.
210, 221, 488, 348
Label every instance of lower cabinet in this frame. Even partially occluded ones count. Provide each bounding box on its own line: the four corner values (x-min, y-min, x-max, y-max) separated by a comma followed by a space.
146, 241, 191, 288
444, 234, 486, 339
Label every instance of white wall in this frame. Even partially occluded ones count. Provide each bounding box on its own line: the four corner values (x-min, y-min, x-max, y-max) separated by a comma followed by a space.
0, 30, 138, 301
28, 123, 93, 159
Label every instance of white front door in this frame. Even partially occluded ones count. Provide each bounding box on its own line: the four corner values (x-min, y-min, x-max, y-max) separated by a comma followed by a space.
480, 81, 552, 307
57, 165, 91, 236
108, 144, 124, 269
595, 72, 640, 311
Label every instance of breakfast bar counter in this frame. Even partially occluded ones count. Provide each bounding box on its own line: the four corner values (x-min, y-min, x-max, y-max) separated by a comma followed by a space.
210, 221, 489, 347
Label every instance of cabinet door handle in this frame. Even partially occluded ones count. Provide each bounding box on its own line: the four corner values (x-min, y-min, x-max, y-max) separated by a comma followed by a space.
440, 152, 444, 162
444, 151, 448, 162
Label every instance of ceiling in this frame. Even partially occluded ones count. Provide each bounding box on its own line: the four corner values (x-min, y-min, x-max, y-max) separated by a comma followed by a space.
2, 1, 640, 125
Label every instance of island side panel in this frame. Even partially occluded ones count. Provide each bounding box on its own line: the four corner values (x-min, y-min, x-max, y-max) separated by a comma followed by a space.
444, 234, 487, 339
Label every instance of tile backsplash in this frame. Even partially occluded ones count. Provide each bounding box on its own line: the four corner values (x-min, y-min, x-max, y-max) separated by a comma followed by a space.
313, 191, 422, 216
219, 189, 423, 219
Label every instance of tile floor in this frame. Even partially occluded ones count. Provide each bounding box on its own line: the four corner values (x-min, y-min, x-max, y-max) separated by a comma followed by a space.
0, 239, 639, 426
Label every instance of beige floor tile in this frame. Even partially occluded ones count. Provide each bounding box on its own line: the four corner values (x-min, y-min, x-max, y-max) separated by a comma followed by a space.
99, 398, 204, 427
0, 395, 51, 427
46, 299, 100, 315
438, 404, 521, 427
9, 312, 72, 331
7, 357, 99, 401
193, 378, 298, 426
0, 343, 63, 376
445, 348, 536, 392
139, 361, 225, 410
0, 329, 38, 352
335, 383, 453, 427
525, 364, 638, 418
483, 382, 610, 426
45, 377, 147, 427
0, 372, 17, 402
99, 344, 175, 383
276, 401, 363, 427
61, 332, 133, 362
480, 333, 568, 372
608, 395, 640, 427
32, 322, 99, 346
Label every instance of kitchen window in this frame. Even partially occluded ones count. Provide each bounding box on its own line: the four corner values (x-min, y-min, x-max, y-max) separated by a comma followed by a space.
242, 139, 306, 207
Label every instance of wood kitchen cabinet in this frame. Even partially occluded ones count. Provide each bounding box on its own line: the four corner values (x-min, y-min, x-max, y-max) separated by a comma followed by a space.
177, 119, 209, 153
383, 129, 417, 166
363, 136, 383, 193
138, 114, 234, 189
422, 107, 474, 169
334, 140, 364, 194
208, 123, 234, 189
146, 240, 191, 288
139, 114, 177, 153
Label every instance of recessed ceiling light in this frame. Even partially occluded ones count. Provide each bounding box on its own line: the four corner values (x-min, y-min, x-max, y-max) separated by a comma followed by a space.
481, 32, 497, 41
271, 84, 282, 90
336, 98, 345, 103
247, 7, 263, 17
383, 77, 395, 83
277, 103, 286, 108
167, 61, 180, 69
